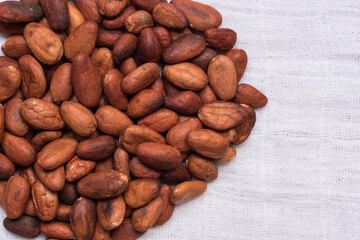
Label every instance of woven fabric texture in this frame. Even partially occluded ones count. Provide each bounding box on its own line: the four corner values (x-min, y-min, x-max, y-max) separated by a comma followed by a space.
0, 0, 359, 239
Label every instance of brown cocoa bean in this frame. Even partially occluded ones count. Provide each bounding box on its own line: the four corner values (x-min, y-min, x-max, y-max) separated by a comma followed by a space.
1, 35, 31, 59
20, 98, 65, 130
137, 28, 162, 63
30, 131, 62, 152
4, 98, 28, 136
161, 164, 191, 184
32, 180, 58, 221
234, 104, 256, 145
1, 131, 36, 166
60, 101, 97, 137
163, 34, 206, 64
190, 47, 217, 72
164, 79, 182, 97
166, 117, 202, 152
186, 154, 218, 181
19, 166, 37, 186
154, 184, 175, 226
0, 181, 5, 207
125, 10, 154, 34
3, 175, 30, 219
24, 198, 37, 217
97, 195, 126, 230
120, 125, 165, 155
198, 84, 217, 103
170, 180, 207, 204
198, 100, 248, 131
164, 91, 201, 115
39, 0, 69, 32
92, 221, 110, 240
138, 108, 178, 133
93, 157, 114, 173
149, 76, 166, 96
102, 69, 128, 111
0, 22, 25, 35
225, 48, 248, 83
3, 215, 40, 238
129, 157, 161, 179
19, 55, 47, 99
0, 58, 22, 102
103, 5, 136, 30
91, 48, 114, 76
187, 129, 229, 159
114, 148, 130, 178
64, 20, 98, 62
163, 62, 208, 91
131, 195, 164, 232
23, 23, 63, 65
76, 171, 129, 199
152, 3, 188, 30
204, 28, 237, 51
50, 63, 73, 104
70, 197, 97, 240
132, 0, 166, 12
71, 53, 102, 108
73, 0, 102, 23
95, 105, 133, 136
119, 57, 137, 77
96, 28, 123, 48
65, 156, 96, 182
40, 221, 75, 239
98, 0, 129, 18
122, 63, 160, 94
111, 218, 144, 240
67, 1, 85, 34
124, 179, 160, 208
234, 83, 268, 108
0, 1, 43, 23
171, 0, 222, 31
153, 26, 172, 49
127, 89, 164, 119
137, 142, 182, 171
37, 137, 78, 170
59, 182, 78, 205
34, 161, 65, 192
76, 135, 115, 160
221, 128, 238, 144
169, 27, 192, 41
56, 204, 72, 222
208, 55, 237, 101
113, 33, 137, 64
214, 146, 237, 163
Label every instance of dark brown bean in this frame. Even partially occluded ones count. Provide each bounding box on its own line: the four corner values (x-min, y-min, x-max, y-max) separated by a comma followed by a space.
70, 197, 97, 240
3, 215, 40, 238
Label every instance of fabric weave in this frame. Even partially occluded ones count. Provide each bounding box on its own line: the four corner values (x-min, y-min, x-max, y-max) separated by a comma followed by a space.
0, 0, 359, 239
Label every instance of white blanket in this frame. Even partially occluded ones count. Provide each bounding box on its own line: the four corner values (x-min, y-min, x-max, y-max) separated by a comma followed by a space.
0, 0, 359, 239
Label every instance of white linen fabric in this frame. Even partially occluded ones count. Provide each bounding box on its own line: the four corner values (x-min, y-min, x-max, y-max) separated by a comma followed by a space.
0, 0, 359, 239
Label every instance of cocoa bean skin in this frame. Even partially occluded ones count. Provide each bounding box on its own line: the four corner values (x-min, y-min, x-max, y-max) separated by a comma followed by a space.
137, 142, 182, 171
0, 1, 43, 23
163, 34, 206, 64
3, 175, 30, 219
3, 215, 40, 238
76, 135, 116, 161
76, 171, 129, 199
70, 197, 97, 240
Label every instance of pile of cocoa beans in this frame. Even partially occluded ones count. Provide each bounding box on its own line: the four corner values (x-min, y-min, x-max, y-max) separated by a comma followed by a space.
0, 0, 268, 239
